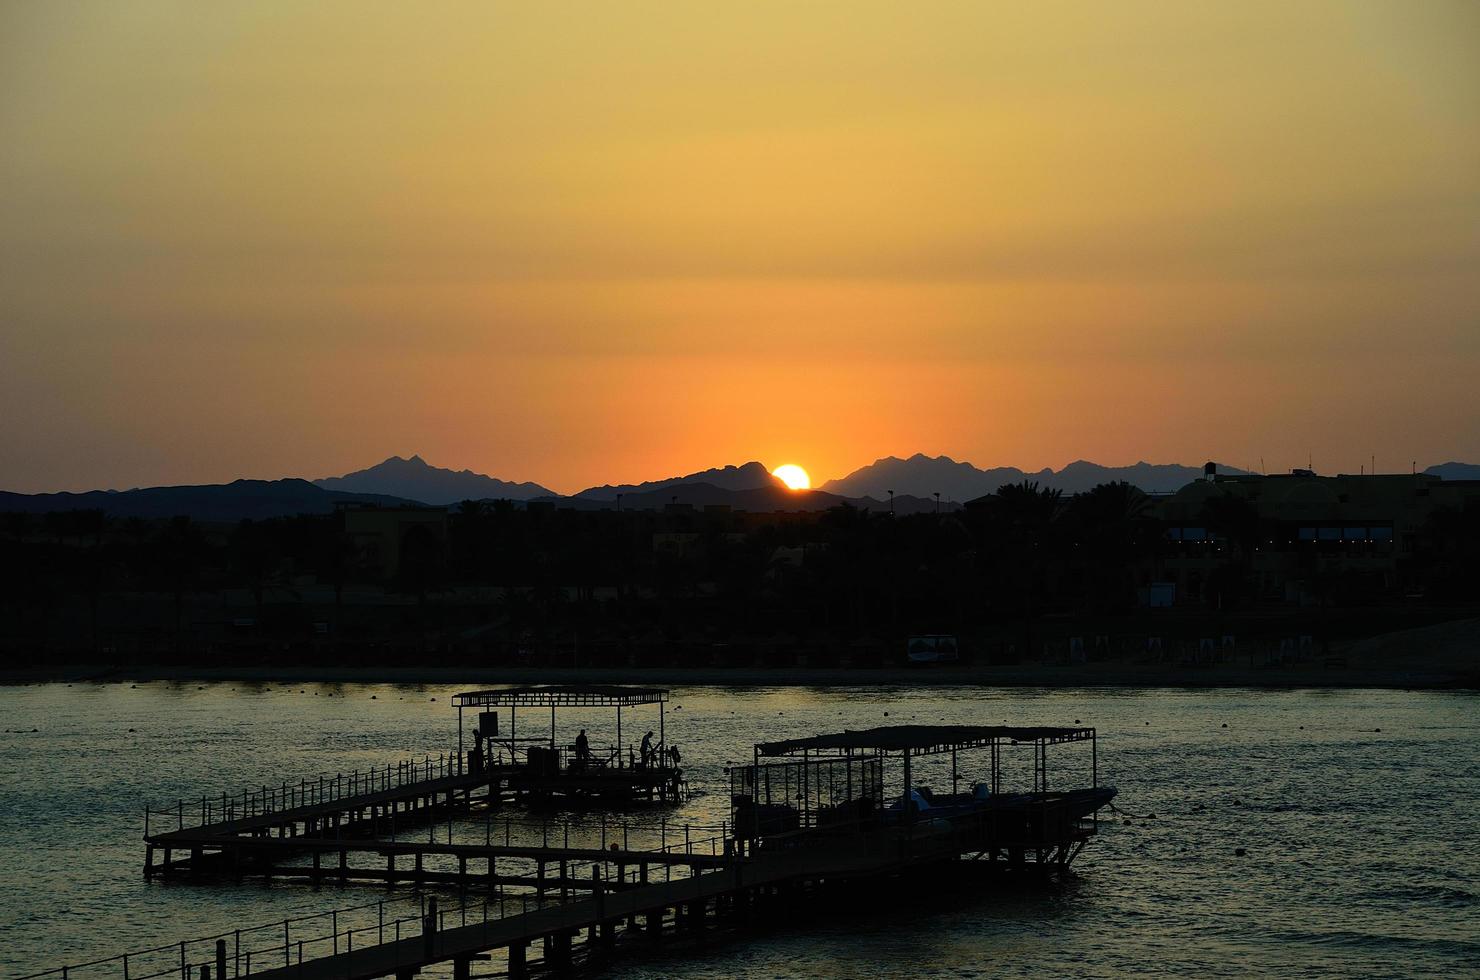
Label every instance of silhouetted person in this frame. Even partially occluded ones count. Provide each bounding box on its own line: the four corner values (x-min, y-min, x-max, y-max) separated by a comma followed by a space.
574, 728, 590, 769
667, 743, 681, 767
640, 730, 655, 768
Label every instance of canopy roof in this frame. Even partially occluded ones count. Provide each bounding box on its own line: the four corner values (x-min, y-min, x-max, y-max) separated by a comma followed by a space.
757, 724, 1093, 757
452, 686, 668, 708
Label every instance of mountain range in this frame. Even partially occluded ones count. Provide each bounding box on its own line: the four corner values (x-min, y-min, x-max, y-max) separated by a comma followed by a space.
3, 454, 1475, 522
571, 461, 783, 500
314, 454, 552, 504
820, 454, 1255, 501
1425, 461, 1480, 481
0, 480, 415, 522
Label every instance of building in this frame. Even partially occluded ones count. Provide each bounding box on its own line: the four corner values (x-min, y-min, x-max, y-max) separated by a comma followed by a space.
1147, 467, 1480, 604
338, 503, 448, 580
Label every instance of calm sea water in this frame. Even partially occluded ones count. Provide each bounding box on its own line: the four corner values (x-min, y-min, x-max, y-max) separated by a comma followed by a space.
1, 682, 1477, 978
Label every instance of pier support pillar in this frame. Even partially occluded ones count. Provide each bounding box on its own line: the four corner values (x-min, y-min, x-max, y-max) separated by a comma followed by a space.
542, 931, 573, 973
144, 845, 155, 878
507, 942, 528, 980
645, 908, 664, 940
452, 957, 471, 980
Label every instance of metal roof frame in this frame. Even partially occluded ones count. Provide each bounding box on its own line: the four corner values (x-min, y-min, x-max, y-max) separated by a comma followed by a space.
452, 686, 668, 708
756, 724, 1094, 758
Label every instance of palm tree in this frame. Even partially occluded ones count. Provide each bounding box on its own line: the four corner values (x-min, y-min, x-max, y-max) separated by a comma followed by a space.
153, 516, 208, 657
229, 519, 283, 629
1070, 482, 1150, 612
72, 509, 109, 656
986, 481, 1063, 658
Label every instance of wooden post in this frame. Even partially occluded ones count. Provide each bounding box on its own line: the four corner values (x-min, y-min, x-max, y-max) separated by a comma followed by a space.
508, 941, 527, 980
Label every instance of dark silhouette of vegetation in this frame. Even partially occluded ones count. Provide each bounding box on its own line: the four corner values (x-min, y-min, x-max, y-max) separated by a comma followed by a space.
0, 482, 1474, 667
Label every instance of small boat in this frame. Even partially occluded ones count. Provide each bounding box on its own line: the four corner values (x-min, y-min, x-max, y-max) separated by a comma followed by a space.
887, 783, 1117, 822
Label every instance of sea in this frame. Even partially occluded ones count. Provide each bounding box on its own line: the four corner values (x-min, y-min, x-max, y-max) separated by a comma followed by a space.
1, 682, 1477, 978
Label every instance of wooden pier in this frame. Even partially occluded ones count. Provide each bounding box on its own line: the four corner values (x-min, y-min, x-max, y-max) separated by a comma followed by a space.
144, 686, 690, 882
22, 719, 1116, 980
50, 802, 1096, 980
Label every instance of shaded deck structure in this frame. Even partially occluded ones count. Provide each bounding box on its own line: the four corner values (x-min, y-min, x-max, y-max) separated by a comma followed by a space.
143, 686, 685, 885
453, 685, 683, 805
734, 724, 1112, 870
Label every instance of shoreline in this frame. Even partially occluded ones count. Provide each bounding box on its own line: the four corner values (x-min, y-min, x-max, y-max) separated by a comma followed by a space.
4, 662, 1474, 690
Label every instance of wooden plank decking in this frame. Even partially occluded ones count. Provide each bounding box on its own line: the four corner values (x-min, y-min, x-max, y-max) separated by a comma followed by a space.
243, 846, 905, 980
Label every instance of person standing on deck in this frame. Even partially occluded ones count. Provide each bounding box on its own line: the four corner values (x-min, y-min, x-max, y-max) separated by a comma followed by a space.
573, 729, 590, 770
640, 730, 655, 768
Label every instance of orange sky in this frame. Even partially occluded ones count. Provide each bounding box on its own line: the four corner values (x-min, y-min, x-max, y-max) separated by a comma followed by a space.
2, 2, 1477, 493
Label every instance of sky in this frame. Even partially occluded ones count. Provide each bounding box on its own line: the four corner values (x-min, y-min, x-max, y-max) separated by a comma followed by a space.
2, 2, 1477, 495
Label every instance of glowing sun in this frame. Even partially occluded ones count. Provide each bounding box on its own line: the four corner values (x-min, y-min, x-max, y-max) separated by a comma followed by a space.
772, 464, 811, 490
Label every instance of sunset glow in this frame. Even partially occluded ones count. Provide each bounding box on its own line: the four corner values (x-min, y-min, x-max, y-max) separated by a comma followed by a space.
0, 3, 1476, 492
772, 465, 812, 491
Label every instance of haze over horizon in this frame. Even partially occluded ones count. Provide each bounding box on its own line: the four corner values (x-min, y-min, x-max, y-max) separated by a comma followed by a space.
3, 2, 1477, 494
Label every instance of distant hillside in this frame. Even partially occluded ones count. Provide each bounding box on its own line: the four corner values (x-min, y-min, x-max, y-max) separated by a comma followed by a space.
821, 454, 1250, 500
574, 461, 781, 500
0, 479, 416, 522
1425, 462, 1480, 481
314, 455, 552, 503
539, 479, 948, 515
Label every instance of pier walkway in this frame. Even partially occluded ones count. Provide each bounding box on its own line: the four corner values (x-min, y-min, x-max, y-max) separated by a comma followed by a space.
233, 835, 961, 980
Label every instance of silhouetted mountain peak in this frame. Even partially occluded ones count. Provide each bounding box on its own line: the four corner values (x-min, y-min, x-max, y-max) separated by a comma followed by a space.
1425, 461, 1480, 480
0, 477, 415, 521
575, 461, 781, 500
314, 456, 552, 504
823, 456, 1252, 499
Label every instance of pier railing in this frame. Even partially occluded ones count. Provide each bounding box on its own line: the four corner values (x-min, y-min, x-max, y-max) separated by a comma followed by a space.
145, 752, 467, 835
8, 891, 578, 980
23, 824, 736, 980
